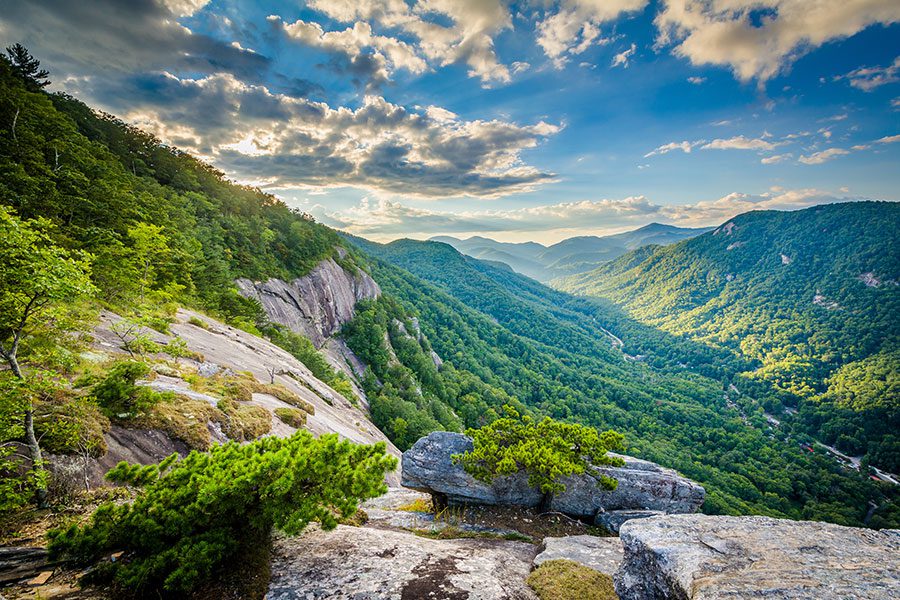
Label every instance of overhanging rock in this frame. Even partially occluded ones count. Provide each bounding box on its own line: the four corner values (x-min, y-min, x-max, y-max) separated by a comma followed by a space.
401, 431, 704, 531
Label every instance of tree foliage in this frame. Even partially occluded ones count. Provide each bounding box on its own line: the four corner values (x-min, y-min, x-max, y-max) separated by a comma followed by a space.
48, 432, 396, 593
456, 406, 625, 497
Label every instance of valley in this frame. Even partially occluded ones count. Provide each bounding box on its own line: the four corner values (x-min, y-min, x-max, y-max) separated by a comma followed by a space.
0, 34, 898, 600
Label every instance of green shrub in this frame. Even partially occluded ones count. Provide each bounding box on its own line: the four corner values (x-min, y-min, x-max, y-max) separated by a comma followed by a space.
91, 360, 166, 417
455, 406, 625, 507
187, 316, 208, 329
526, 560, 618, 600
47, 433, 397, 594
274, 407, 306, 428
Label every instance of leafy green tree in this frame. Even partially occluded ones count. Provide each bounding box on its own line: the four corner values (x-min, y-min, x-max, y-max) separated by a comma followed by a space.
48, 432, 397, 594
0, 206, 95, 505
127, 222, 170, 302
455, 406, 625, 510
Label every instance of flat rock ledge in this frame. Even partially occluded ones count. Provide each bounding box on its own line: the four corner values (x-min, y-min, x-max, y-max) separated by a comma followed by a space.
615, 514, 900, 600
533, 535, 623, 577
401, 432, 704, 531
266, 525, 538, 600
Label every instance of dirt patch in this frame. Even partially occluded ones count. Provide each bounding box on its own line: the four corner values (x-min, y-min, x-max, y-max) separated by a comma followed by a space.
402, 555, 469, 600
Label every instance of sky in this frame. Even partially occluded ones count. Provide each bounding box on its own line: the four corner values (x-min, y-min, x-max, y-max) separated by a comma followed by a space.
2, 0, 898, 244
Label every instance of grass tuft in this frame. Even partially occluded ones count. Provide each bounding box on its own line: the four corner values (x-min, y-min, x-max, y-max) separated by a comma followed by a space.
526, 559, 619, 600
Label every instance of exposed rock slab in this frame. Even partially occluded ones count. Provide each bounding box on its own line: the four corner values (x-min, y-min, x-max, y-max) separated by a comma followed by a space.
401, 432, 704, 526
533, 535, 623, 577
0, 547, 54, 585
615, 514, 900, 600
266, 525, 538, 600
596, 510, 663, 534
236, 256, 380, 348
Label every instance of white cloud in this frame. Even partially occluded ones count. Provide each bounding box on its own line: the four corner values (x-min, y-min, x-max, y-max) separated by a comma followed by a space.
511, 61, 531, 74
317, 188, 870, 241
655, 1, 900, 83
270, 17, 426, 85
798, 148, 850, 164
701, 135, 777, 151
761, 153, 791, 164
295, 0, 514, 85
115, 73, 561, 198
536, 0, 647, 68
838, 56, 900, 91
876, 134, 900, 144
687, 76, 706, 84
611, 43, 637, 68
644, 140, 695, 157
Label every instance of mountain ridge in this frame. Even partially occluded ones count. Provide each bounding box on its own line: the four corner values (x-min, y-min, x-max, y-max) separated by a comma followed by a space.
431, 223, 710, 281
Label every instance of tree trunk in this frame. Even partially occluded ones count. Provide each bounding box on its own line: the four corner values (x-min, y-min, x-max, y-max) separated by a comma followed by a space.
5, 348, 48, 507
539, 492, 553, 514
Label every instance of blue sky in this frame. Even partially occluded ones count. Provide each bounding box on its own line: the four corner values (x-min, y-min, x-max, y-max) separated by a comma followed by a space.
3, 0, 898, 243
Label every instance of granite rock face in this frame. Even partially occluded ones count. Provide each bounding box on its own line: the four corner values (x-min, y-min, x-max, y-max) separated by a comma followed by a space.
533, 535, 624, 577
615, 514, 900, 600
236, 255, 380, 347
266, 525, 538, 600
401, 432, 704, 527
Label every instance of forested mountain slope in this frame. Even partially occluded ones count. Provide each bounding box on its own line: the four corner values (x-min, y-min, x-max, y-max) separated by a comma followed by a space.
347, 235, 900, 528
556, 203, 900, 472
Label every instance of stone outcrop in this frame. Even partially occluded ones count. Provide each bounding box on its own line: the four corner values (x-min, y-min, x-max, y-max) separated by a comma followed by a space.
236, 254, 380, 348
615, 514, 900, 600
533, 535, 623, 577
401, 432, 704, 530
266, 525, 538, 600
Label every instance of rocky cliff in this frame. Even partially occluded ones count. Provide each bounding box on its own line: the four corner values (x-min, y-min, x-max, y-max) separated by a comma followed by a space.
236, 253, 380, 348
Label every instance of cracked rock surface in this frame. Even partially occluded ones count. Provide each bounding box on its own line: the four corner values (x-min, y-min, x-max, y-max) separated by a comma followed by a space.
266, 525, 538, 600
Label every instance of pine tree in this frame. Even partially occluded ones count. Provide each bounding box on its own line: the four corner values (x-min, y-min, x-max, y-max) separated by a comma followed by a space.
5, 43, 50, 90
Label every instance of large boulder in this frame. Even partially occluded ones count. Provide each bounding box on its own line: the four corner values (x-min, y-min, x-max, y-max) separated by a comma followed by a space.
615, 514, 900, 599
401, 432, 704, 529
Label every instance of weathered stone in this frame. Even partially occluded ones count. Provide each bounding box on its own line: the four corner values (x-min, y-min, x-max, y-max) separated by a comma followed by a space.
615, 514, 900, 600
401, 432, 704, 526
266, 525, 538, 600
533, 535, 623, 577
401, 431, 543, 507
595, 510, 663, 534
0, 547, 54, 585
236, 257, 380, 348
553, 453, 705, 518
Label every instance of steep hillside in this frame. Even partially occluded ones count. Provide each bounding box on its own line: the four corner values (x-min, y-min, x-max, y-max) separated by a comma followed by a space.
556, 202, 900, 472
435, 224, 707, 281
346, 235, 900, 528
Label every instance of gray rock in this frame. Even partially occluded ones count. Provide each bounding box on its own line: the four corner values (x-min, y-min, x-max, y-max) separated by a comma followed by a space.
596, 510, 664, 534
266, 525, 538, 599
0, 546, 54, 585
553, 453, 706, 518
401, 432, 704, 526
533, 535, 623, 577
237, 257, 380, 348
615, 514, 900, 600
197, 361, 221, 377
401, 431, 543, 507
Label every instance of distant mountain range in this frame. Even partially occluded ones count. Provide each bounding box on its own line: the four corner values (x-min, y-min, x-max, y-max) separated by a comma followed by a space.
431, 223, 710, 281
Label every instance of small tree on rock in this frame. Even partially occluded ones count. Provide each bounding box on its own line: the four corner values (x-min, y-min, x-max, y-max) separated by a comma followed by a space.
455, 406, 626, 512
